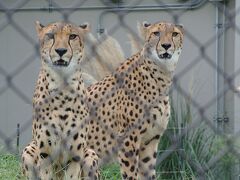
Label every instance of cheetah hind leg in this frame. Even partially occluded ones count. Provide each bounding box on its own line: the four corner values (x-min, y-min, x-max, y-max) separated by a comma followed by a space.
21, 140, 39, 179
37, 152, 56, 180
118, 133, 141, 180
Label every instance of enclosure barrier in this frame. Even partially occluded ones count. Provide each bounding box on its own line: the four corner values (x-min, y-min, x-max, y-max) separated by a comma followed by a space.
0, 0, 240, 179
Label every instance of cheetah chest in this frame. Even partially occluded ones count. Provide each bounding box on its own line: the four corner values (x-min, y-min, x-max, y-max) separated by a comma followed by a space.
141, 100, 170, 143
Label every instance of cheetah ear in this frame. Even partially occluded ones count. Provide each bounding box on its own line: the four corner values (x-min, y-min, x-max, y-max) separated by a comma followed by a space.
176, 24, 184, 34
35, 21, 45, 35
137, 21, 151, 40
79, 22, 90, 33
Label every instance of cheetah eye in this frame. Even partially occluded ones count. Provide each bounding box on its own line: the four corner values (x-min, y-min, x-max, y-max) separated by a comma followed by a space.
153, 31, 160, 37
46, 33, 54, 39
69, 34, 78, 40
172, 32, 179, 37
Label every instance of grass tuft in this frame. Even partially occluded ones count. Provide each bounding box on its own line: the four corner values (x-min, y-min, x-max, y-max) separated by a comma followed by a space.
0, 153, 23, 180
100, 163, 121, 180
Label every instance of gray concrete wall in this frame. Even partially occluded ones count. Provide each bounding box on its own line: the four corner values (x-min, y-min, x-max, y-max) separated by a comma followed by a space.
0, 0, 236, 149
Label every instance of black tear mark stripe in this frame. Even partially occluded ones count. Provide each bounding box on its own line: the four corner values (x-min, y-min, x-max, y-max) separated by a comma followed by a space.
172, 36, 176, 49
68, 37, 73, 62
156, 37, 161, 54
78, 36, 82, 47
49, 37, 55, 60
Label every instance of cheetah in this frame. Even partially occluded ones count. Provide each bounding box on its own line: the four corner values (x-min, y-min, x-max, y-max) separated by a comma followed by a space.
86, 21, 184, 179
21, 21, 100, 179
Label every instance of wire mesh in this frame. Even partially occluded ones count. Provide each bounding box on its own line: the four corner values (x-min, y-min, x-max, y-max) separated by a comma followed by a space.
0, 0, 240, 179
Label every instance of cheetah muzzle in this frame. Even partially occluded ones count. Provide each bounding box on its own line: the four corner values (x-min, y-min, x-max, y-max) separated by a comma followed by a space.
158, 52, 172, 59
53, 59, 70, 67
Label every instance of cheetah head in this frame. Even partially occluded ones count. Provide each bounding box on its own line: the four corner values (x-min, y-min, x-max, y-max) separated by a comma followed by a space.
139, 21, 184, 72
35, 21, 90, 74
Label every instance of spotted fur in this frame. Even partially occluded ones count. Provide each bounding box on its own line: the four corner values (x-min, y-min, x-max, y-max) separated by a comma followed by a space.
86, 21, 184, 180
21, 21, 99, 180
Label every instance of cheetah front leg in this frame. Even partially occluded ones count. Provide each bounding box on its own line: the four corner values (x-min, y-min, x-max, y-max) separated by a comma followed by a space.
64, 148, 100, 180
21, 140, 39, 179
36, 133, 56, 179
138, 135, 160, 180
138, 105, 170, 179
80, 148, 100, 180
37, 151, 55, 179
118, 131, 141, 180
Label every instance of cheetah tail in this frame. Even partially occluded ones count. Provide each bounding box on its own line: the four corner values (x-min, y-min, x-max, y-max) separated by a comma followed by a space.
127, 22, 145, 54
127, 33, 142, 55
82, 33, 125, 86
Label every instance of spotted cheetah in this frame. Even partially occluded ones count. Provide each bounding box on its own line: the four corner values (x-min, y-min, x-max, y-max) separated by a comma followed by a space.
21, 21, 100, 179
86, 21, 184, 179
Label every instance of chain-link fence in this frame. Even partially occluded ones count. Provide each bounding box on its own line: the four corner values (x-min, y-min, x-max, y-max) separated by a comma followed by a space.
1, 0, 240, 179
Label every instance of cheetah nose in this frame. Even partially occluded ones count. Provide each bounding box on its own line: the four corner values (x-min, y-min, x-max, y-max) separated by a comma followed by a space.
55, 48, 67, 57
161, 44, 171, 50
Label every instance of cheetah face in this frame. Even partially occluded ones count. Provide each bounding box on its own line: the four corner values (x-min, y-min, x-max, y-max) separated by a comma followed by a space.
140, 21, 184, 72
35, 21, 90, 74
